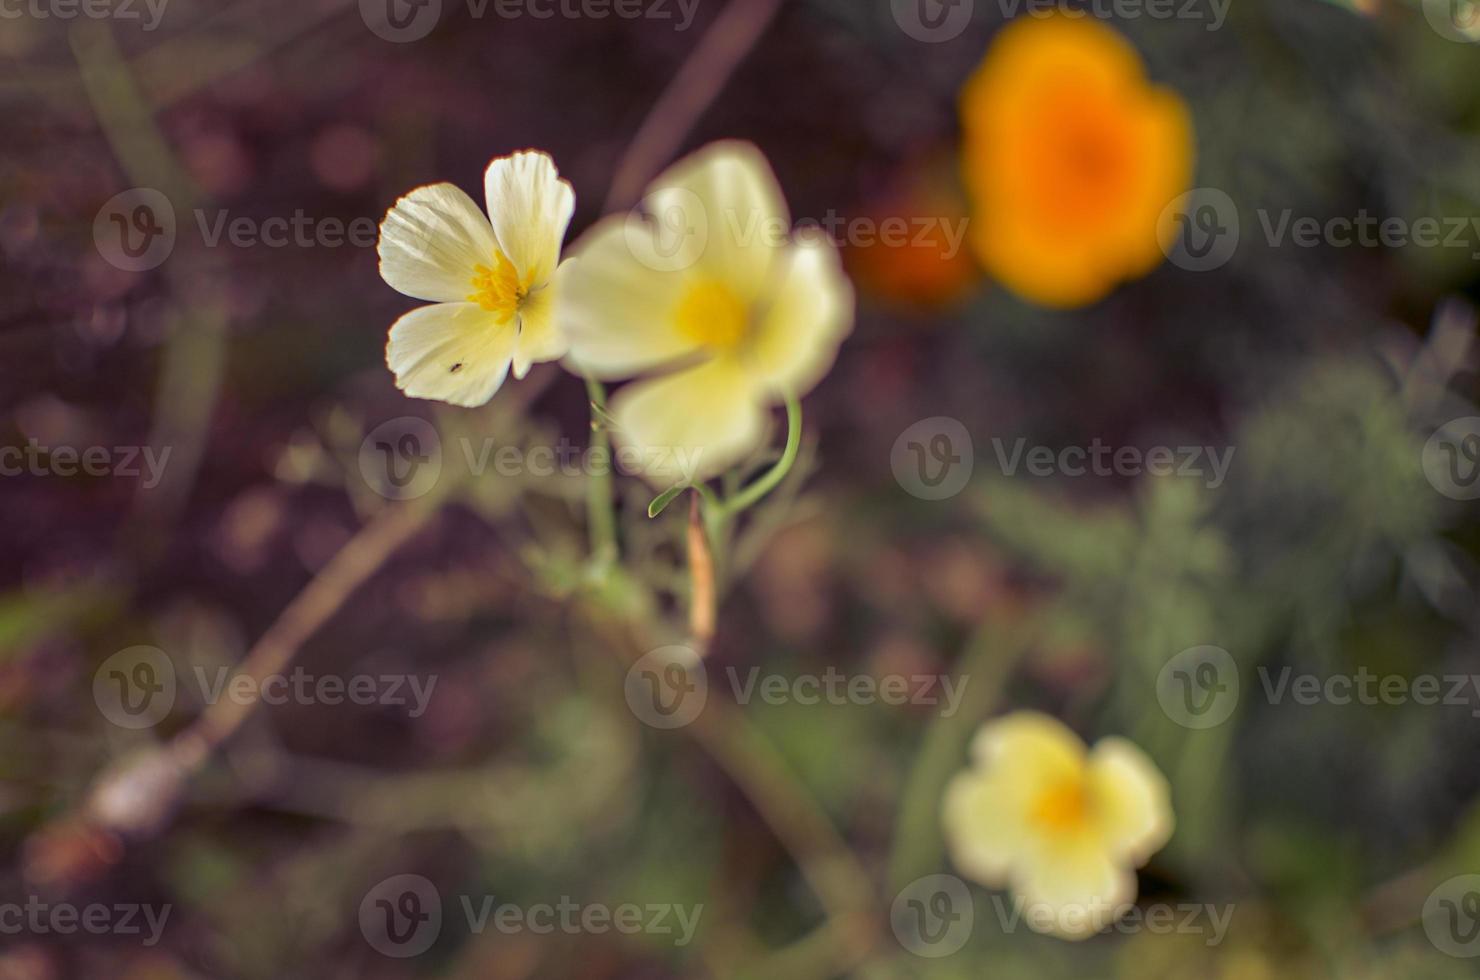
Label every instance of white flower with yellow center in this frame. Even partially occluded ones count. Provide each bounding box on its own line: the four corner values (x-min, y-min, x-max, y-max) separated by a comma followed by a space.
942, 712, 1173, 940
378, 150, 574, 407
558, 141, 853, 485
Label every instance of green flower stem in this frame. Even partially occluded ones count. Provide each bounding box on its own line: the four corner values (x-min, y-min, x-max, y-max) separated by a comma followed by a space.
584, 375, 619, 563
720, 390, 802, 517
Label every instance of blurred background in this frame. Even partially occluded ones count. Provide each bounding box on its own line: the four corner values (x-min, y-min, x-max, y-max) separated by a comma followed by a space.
4, 0, 1480, 976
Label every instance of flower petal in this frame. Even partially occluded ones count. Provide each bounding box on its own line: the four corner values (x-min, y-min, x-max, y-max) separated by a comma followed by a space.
1087, 737, 1174, 864
386, 302, 516, 407
559, 216, 699, 378
484, 150, 574, 287
746, 237, 854, 394
511, 258, 574, 380
609, 358, 766, 485
969, 712, 1086, 776
378, 183, 498, 303
1012, 840, 1136, 940
646, 140, 789, 302
942, 768, 1034, 886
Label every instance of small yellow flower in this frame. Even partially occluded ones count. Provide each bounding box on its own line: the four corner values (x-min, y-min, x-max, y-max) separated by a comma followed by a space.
559, 141, 853, 485
378, 150, 574, 407
942, 711, 1173, 940
960, 16, 1193, 308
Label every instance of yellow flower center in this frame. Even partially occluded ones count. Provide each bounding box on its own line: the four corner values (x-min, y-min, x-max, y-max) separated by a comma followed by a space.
467, 251, 535, 322
674, 279, 749, 350
1031, 777, 1091, 834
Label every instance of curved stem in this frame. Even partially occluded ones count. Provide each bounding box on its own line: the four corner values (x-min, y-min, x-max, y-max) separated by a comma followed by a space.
722, 391, 802, 517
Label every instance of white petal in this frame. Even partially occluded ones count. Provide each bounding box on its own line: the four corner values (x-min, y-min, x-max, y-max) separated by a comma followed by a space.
609, 358, 766, 485
385, 302, 516, 407
511, 258, 573, 380
645, 140, 789, 302
745, 237, 854, 394
559, 216, 699, 379
1087, 737, 1174, 863
378, 183, 497, 303
484, 150, 574, 287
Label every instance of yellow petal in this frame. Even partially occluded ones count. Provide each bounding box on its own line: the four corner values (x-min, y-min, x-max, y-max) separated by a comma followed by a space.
647, 140, 789, 302
746, 237, 853, 395
942, 768, 1033, 886
378, 183, 499, 303
385, 302, 515, 407
1087, 736, 1174, 863
969, 711, 1086, 776
559, 216, 700, 378
609, 358, 766, 485
484, 150, 574, 287
1012, 839, 1136, 940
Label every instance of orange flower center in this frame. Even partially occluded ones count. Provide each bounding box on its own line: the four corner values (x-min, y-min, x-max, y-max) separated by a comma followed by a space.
1031, 777, 1091, 834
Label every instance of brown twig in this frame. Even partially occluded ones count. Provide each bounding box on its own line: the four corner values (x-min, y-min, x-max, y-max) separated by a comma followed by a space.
603, 0, 790, 212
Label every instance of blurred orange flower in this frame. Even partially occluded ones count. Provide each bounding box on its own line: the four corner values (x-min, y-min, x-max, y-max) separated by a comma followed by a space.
960, 16, 1193, 308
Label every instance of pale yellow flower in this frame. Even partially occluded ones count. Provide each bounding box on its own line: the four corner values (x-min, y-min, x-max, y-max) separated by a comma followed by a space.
943, 711, 1173, 940
558, 141, 853, 485
378, 150, 574, 407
